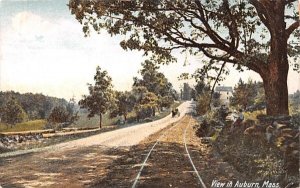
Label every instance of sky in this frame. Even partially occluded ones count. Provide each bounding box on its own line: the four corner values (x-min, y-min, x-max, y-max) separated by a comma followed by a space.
0, 0, 299, 100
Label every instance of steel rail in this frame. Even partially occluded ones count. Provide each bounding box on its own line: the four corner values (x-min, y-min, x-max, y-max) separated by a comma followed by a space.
183, 117, 207, 188
131, 116, 188, 188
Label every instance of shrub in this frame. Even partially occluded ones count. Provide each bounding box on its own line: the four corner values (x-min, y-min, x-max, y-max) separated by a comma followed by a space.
195, 92, 210, 115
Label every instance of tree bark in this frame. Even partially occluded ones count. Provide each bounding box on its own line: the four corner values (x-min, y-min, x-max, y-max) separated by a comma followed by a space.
261, 61, 289, 116
259, 3, 289, 116
99, 113, 102, 129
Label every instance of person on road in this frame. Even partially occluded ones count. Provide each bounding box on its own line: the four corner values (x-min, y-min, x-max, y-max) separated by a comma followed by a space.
171, 108, 180, 118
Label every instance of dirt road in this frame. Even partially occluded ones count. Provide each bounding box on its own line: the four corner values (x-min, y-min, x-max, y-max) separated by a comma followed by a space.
0, 102, 191, 159
0, 102, 193, 187
0, 101, 242, 187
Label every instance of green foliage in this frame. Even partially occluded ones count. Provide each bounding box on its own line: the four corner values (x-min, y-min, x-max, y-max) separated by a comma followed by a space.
194, 81, 211, 96
69, 0, 299, 116
110, 91, 136, 122
158, 95, 174, 109
78, 66, 115, 128
0, 99, 27, 127
134, 60, 177, 108
68, 0, 298, 70
138, 92, 159, 118
231, 79, 264, 110
0, 91, 68, 120
0, 120, 46, 132
73, 110, 118, 128
133, 88, 159, 121
243, 110, 266, 122
196, 91, 211, 115
47, 97, 79, 127
47, 106, 70, 124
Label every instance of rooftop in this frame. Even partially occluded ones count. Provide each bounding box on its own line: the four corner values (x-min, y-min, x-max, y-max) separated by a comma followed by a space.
215, 86, 233, 92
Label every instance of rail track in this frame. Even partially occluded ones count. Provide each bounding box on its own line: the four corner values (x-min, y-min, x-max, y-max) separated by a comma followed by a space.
131, 115, 207, 188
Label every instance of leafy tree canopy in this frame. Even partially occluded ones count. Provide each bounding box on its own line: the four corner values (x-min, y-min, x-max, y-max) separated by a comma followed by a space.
230, 79, 264, 110
68, 0, 299, 68
47, 106, 70, 124
110, 91, 136, 122
1, 98, 27, 127
78, 66, 115, 128
69, 0, 299, 116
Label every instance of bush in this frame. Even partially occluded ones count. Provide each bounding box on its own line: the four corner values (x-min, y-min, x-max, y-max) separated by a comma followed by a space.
195, 92, 210, 115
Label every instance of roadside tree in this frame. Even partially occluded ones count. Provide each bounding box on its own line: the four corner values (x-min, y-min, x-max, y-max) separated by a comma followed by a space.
78, 66, 115, 128
68, 0, 299, 116
1, 99, 27, 128
110, 91, 136, 123
134, 60, 176, 109
47, 106, 70, 124
132, 86, 159, 121
231, 79, 261, 110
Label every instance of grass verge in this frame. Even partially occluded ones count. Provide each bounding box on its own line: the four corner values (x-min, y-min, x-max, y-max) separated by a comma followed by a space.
0, 120, 47, 132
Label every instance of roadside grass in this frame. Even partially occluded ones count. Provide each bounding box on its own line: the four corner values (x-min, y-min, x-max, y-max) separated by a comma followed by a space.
0, 120, 47, 132
71, 112, 117, 129
243, 109, 266, 122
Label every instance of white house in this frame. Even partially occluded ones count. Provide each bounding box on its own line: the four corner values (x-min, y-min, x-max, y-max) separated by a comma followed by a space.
215, 86, 233, 106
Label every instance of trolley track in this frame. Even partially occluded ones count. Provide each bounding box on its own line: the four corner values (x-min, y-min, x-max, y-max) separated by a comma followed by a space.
132, 115, 207, 188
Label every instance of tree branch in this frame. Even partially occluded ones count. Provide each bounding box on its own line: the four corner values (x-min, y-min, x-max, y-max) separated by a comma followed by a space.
286, 21, 300, 38
209, 61, 226, 109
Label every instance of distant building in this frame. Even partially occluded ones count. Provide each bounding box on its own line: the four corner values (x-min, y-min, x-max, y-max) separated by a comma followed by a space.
215, 86, 233, 106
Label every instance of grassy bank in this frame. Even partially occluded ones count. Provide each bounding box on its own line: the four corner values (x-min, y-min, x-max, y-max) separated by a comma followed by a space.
0, 120, 47, 132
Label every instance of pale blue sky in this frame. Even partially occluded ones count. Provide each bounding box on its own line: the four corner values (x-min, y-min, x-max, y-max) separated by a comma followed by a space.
0, 0, 299, 100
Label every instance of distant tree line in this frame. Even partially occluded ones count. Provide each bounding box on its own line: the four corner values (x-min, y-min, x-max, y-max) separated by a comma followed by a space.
0, 91, 68, 120
0, 91, 78, 128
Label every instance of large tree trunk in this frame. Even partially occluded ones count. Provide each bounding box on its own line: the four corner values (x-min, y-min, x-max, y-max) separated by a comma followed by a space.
263, 73, 289, 116
260, 3, 289, 116
99, 113, 102, 129
261, 54, 289, 116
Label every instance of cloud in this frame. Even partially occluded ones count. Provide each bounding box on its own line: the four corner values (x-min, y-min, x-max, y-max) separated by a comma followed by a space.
10, 11, 53, 41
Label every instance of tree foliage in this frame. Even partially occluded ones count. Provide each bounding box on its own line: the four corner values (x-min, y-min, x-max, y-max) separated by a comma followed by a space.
78, 66, 115, 128
48, 98, 79, 126
195, 91, 211, 115
1, 98, 27, 128
110, 91, 136, 122
231, 79, 265, 110
69, 0, 299, 116
131, 86, 159, 121
134, 60, 177, 108
0, 91, 68, 120
47, 106, 70, 124
134, 90, 159, 121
